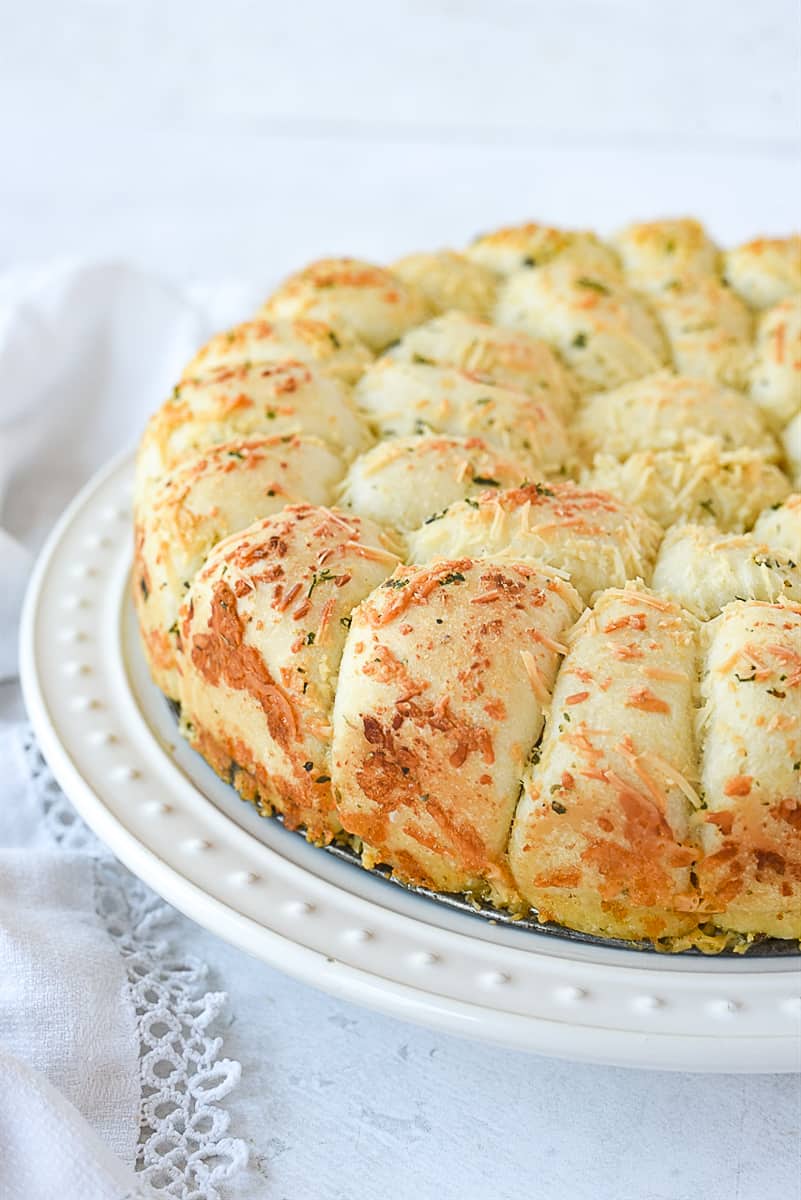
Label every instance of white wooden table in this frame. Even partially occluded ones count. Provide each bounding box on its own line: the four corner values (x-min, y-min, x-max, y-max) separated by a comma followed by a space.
1, 3, 800, 1197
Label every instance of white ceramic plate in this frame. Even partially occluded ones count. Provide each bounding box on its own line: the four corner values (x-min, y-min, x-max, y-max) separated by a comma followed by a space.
20, 451, 801, 1073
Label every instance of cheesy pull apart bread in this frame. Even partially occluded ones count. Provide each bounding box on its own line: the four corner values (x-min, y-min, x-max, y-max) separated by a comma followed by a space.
134, 215, 800, 950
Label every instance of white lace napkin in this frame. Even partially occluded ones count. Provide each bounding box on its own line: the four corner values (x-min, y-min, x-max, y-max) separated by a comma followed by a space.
0, 262, 258, 1196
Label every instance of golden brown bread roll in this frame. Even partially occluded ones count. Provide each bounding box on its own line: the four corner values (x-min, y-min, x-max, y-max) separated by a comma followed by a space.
695, 601, 801, 938
508, 587, 701, 941
332, 557, 582, 904
133, 434, 346, 697
177, 506, 403, 842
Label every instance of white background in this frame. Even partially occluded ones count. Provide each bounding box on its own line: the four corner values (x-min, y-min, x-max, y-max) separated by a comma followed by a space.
2, 2, 801, 1198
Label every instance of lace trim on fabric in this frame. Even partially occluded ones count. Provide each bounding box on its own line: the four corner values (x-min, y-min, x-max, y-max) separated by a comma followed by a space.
20, 728, 248, 1199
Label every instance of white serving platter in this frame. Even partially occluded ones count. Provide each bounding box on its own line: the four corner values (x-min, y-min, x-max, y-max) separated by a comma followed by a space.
20, 450, 801, 1073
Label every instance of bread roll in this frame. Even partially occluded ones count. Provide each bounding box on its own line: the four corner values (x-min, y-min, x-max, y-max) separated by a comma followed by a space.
387, 311, 577, 420
584, 443, 790, 531
648, 273, 752, 388
260, 257, 431, 351
495, 259, 667, 390
695, 601, 801, 938
136, 361, 370, 501
573, 372, 776, 464
752, 493, 801, 560
339, 435, 527, 531
392, 251, 497, 318
332, 557, 582, 903
509, 587, 700, 941
612, 218, 719, 288
133, 435, 345, 696
748, 296, 801, 432
467, 222, 620, 278
652, 524, 801, 620
407, 481, 662, 603
354, 360, 571, 475
723, 236, 801, 309
177, 506, 403, 842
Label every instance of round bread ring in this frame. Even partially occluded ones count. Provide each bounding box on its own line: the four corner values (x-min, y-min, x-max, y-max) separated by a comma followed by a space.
132, 216, 801, 951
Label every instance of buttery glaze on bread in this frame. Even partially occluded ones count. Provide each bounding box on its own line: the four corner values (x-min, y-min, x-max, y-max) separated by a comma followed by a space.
134, 217, 801, 951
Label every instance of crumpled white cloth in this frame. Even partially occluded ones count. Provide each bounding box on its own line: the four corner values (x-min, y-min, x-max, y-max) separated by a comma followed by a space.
1, 1053, 158, 1200
0, 261, 260, 1197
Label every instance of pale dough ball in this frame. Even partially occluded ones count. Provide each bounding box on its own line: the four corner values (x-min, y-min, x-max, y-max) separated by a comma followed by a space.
339, 434, 527, 531
391, 250, 497, 318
